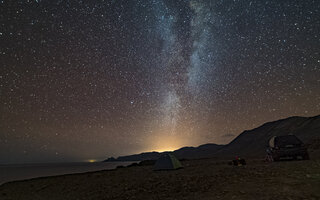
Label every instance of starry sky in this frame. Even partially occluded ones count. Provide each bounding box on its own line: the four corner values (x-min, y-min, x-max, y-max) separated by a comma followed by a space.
0, 0, 319, 164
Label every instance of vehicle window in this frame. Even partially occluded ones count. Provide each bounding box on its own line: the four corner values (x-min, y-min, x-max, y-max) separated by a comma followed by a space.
275, 136, 302, 147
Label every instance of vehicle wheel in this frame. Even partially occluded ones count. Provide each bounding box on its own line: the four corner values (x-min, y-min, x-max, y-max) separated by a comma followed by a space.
273, 156, 280, 162
303, 153, 310, 160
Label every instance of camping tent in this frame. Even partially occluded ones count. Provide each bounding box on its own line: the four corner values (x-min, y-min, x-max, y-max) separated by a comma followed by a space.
153, 154, 183, 170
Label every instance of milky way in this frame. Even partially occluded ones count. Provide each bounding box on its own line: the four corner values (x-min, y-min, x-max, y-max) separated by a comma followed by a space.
0, 0, 319, 163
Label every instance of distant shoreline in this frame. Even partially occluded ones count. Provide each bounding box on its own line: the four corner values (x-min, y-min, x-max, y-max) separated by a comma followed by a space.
0, 161, 135, 185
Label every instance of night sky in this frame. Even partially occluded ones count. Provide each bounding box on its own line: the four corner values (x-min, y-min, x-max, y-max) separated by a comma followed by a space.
1, 0, 319, 164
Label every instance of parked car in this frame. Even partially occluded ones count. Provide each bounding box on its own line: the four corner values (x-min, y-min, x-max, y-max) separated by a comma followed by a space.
266, 135, 309, 161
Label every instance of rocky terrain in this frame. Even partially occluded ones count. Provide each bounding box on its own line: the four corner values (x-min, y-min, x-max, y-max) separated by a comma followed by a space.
1, 158, 320, 200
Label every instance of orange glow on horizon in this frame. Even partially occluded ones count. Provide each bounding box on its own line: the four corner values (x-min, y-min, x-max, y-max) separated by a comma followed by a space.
144, 131, 201, 153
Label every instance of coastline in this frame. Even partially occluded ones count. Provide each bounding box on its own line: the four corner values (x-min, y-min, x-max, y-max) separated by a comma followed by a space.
0, 161, 135, 186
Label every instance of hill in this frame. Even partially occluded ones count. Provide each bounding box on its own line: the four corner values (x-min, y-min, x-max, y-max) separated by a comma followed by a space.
104, 143, 224, 161
215, 115, 320, 158
104, 115, 320, 161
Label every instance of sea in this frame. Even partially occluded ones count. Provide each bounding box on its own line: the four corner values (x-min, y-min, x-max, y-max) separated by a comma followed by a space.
0, 161, 135, 185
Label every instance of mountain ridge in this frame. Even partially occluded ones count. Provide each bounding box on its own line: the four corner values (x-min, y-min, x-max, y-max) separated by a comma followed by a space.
104, 114, 320, 162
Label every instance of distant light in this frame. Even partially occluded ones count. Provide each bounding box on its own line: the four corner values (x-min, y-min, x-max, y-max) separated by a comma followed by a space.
88, 159, 96, 163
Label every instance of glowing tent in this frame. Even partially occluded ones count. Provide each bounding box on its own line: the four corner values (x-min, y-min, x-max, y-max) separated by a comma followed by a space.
153, 153, 183, 170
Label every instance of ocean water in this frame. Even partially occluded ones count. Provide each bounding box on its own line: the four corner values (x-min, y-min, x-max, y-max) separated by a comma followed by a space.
0, 161, 135, 185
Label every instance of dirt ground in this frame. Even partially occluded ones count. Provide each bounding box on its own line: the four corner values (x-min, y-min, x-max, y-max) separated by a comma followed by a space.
0, 158, 319, 200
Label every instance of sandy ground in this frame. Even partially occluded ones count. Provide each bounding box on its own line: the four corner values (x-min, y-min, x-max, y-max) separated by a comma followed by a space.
0, 159, 320, 200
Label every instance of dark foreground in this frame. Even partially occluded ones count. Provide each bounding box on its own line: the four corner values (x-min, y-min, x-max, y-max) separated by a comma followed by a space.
1, 159, 319, 200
